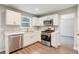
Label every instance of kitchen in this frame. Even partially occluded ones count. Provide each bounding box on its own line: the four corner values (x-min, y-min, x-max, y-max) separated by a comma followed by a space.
0, 4, 78, 54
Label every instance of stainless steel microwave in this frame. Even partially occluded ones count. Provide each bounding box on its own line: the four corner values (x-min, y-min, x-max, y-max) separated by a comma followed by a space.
44, 20, 53, 26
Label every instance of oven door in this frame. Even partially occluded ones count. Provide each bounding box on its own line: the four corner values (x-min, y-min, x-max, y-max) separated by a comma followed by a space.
41, 35, 51, 42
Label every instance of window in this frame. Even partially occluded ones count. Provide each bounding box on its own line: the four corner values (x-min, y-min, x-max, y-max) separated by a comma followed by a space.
21, 16, 31, 27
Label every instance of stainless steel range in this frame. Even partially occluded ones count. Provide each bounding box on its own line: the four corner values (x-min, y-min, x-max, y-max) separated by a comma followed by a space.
41, 28, 55, 47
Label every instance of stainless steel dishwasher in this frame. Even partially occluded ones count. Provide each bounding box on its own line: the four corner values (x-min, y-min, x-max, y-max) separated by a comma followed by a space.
8, 34, 23, 53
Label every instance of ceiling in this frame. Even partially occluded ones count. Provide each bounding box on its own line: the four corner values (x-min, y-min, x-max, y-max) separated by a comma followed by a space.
4, 4, 76, 16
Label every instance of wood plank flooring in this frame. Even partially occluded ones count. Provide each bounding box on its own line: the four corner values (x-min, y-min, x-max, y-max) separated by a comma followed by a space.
12, 42, 78, 54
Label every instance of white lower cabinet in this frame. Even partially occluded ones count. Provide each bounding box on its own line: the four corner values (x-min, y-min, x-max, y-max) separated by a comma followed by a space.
74, 35, 79, 53
23, 33, 30, 47
34, 31, 41, 42
23, 32, 41, 47
23, 33, 33, 47
51, 32, 60, 48
76, 36, 79, 48
0, 30, 4, 52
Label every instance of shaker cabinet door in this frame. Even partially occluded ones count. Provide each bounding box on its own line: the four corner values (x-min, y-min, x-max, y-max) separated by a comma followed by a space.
6, 10, 21, 25
52, 14, 59, 25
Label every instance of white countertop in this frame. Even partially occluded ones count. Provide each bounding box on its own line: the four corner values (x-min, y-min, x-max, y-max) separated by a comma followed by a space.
5, 31, 24, 35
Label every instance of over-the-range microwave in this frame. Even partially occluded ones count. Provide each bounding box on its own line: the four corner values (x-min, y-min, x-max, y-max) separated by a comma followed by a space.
44, 19, 53, 26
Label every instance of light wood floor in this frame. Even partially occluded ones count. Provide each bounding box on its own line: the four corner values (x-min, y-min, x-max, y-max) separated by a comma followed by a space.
12, 42, 78, 54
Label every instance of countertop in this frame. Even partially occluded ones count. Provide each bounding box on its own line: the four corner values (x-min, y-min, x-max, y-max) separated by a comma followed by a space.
5, 31, 24, 35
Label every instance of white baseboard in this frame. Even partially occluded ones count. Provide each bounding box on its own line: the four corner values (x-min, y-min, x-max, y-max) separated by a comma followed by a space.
0, 49, 5, 52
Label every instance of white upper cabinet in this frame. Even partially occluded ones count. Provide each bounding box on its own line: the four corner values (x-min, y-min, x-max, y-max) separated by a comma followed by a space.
32, 17, 43, 26
38, 17, 44, 26
32, 17, 37, 26
32, 14, 59, 26
52, 14, 59, 25
6, 10, 21, 25
39, 14, 59, 26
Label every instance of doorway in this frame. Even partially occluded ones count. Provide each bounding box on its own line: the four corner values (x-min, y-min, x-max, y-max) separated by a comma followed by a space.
60, 13, 75, 49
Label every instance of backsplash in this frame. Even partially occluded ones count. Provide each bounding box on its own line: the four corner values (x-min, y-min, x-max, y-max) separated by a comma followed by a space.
4, 25, 55, 32
4, 25, 20, 31
34, 26, 55, 31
